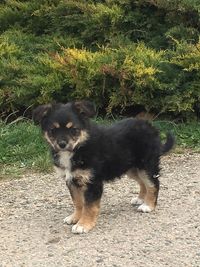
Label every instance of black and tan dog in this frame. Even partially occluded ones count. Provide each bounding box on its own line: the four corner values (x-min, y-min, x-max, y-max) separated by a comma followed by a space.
33, 101, 174, 234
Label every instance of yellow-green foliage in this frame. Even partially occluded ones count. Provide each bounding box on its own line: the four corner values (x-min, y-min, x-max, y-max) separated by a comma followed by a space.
0, 0, 199, 118
53, 42, 200, 115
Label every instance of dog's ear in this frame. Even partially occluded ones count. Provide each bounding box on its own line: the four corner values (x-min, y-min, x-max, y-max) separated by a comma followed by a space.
32, 104, 52, 124
74, 100, 96, 118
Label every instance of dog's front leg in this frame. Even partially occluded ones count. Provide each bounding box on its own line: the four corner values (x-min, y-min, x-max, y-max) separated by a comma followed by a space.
72, 182, 103, 234
63, 183, 84, 225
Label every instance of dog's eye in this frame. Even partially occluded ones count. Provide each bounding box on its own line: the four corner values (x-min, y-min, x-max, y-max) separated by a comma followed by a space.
49, 126, 55, 132
71, 128, 80, 135
49, 125, 57, 133
49, 128, 55, 135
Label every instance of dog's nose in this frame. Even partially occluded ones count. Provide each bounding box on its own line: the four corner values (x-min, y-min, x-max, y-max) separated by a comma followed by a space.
58, 141, 67, 149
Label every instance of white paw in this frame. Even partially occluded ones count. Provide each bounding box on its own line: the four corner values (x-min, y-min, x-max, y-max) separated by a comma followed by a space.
72, 224, 89, 234
63, 215, 75, 225
137, 203, 153, 213
131, 197, 144, 206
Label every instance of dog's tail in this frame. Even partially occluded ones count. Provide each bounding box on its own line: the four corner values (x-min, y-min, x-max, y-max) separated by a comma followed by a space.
160, 132, 175, 155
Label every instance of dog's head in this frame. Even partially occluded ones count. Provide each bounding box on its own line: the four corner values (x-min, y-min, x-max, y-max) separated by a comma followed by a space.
33, 101, 96, 152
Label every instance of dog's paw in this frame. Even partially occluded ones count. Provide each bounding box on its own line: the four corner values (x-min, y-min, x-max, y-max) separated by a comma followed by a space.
137, 203, 153, 213
63, 214, 78, 225
131, 197, 144, 206
71, 223, 90, 234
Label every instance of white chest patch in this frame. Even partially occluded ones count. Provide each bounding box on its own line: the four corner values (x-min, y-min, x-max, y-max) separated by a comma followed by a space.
54, 151, 73, 184
59, 151, 72, 169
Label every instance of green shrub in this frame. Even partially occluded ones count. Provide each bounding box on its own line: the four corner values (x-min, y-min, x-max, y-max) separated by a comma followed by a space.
0, 0, 199, 119
52, 42, 200, 116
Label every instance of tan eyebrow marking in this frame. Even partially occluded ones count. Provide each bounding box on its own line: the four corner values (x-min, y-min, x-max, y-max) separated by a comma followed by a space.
53, 122, 60, 128
66, 122, 73, 128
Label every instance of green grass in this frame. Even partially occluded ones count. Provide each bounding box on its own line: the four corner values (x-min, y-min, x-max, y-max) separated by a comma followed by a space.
0, 119, 200, 178
0, 120, 51, 178
153, 121, 200, 149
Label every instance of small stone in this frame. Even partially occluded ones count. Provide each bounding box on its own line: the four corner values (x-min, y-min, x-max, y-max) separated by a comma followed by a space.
96, 257, 104, 263
46, 237, 61, 244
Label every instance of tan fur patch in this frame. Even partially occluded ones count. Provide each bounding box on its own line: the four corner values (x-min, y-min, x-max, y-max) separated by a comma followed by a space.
137, 170, 154, 188
137, 170, 158, 209
44, 132, 55, 148
144, 187, 158, 209
66, 122, 73, 128
53, 122, 60, 128
136, 111, 155, 121
127, 168, 156, 205
127, 168, 147, 201
67, 185, 84, 224
72, 169, 92, 187
69, 130, 89, 150
138, 181, 147, 200
75, 130, 88, 145
77, 199, 101, 231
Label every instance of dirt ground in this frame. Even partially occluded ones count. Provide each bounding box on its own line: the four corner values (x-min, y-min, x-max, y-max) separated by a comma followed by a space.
0, 152, 199, 267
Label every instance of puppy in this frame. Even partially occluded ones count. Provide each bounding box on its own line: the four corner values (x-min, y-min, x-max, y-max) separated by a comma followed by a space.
33, 101, 174, 234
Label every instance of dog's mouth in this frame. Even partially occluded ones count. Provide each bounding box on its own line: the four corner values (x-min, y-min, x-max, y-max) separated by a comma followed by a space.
55, 142, 74, 152
65, 147, 74, 152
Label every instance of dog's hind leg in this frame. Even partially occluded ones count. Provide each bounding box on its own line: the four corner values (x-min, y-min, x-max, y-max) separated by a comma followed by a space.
137, 170, 160, 213
127, 169, 146, 206
63, 184, 84, 225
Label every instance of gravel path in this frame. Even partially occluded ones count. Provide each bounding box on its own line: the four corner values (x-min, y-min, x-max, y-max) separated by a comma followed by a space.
0, 153, 200, 267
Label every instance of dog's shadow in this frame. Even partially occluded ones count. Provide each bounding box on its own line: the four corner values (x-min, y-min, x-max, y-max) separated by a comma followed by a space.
101, 196, 138, 216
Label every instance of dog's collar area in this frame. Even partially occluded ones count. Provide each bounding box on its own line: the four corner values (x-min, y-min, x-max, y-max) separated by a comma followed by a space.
71, 158, 85, 169
51, 149, 85, 169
